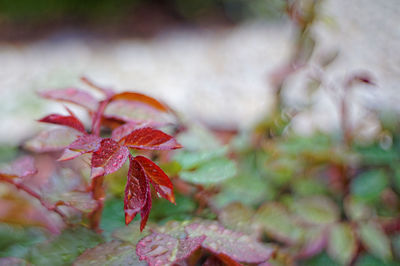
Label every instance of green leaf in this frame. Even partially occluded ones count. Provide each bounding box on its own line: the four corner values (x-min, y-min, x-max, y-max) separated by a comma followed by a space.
355, 254, 398, 266
358, 221, 392, 261
218, 202, 256, 236
180, 158, 237, 185
74, 240, 145, 266
344, 196, 373, 221
291, 196, 339, 225
302, 252, 340, 266
100, 198, 126, 239
327, 223, 357, 265
254, 203, 305, 244
351, 170, 388, 203
27, 227, 103, 266
174, 147, 228, 170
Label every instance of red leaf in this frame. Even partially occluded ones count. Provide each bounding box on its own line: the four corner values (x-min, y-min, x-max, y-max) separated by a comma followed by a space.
140, 187, 152, 231
121, 127, 182, 150
124, 156, 150, 225
91, 99, 110, 136
39, 113, 86, 133
39, 88, 98, 111
90, 138, 129, 179
134, 156, 175, 204
58, 134, 102, 161
110, 92, 169, 113
112, 122, 141, 142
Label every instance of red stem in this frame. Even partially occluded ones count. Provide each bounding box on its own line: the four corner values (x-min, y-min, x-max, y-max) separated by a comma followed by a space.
0, 177, 69, 224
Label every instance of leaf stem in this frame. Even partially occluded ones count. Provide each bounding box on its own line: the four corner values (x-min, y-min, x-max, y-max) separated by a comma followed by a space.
0, 176, 70, 225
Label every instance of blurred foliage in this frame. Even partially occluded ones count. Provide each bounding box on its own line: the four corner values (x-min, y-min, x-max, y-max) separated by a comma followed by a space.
0, 0, 399, 264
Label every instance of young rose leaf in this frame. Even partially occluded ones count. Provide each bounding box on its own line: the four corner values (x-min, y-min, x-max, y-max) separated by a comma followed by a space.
124, 156, 150, 225
91, 139, 129, 179
110, 92, 169, 113
0, 156, 36, 178
185, 221, 274, 264
39, 88, 98, 111
133, 156, 175, 204
139, 188, 152, 231
39, 113, 86, 133
112, 122, 140, 142
24, 128, 82, 152
74, 240, 145, 266
92, 99, 110, 136
121, 127, 182, 150
58, 134, 102, 161
136, 232, 205, 265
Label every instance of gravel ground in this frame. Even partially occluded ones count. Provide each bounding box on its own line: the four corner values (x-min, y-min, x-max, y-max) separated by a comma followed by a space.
0, 0, 399, 145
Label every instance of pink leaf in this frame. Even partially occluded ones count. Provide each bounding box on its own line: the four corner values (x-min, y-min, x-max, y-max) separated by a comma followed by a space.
39, 88, 98, 111
91, 99, 110, 136
24, 128, 82, 152
185, 222, 275, 264
124, 156, 150, 225
134, 156, 175, 204
121, 127, 182, 150
136, 232, 205, 265
39, 113, 86, 133
90, 138, 129, 179
58, 134, 102, 161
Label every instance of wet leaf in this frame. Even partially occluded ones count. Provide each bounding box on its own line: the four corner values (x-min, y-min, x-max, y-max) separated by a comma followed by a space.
39, 88, 98, 111
111, 122, 140, 142
39, 114, 86, 134
327, 223, 357, 265
124, 156, 150, 226
90, 139, 129, 179
180, 158, 237, 185
358, 221, 392, 260
121, 127, 181, 150
134, 156, 175, 204
24, 128, 81, 152
185, 221, 274, 263
136, 232, 205, 265
291, 196, 339, 225
74, 240, 145, 266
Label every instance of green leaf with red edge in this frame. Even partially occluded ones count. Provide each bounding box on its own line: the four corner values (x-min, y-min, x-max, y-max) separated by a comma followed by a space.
136, 232, 205, 266
24, 128, 82, 152
110, 92, 169, 113
358, 221, 392, 260
58, 134, 102, 161
133, 156, 175, 204
39, 88, 98, 111
90, 138, 129, 179
185, 221, 275, 264
124, 156, 150, 226
121, 127, 182, 150
39, 113, 86, 133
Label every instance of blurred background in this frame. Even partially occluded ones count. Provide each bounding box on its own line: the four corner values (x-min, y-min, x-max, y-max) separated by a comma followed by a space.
1, 1, 400, 265
0, 0, 398, 145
